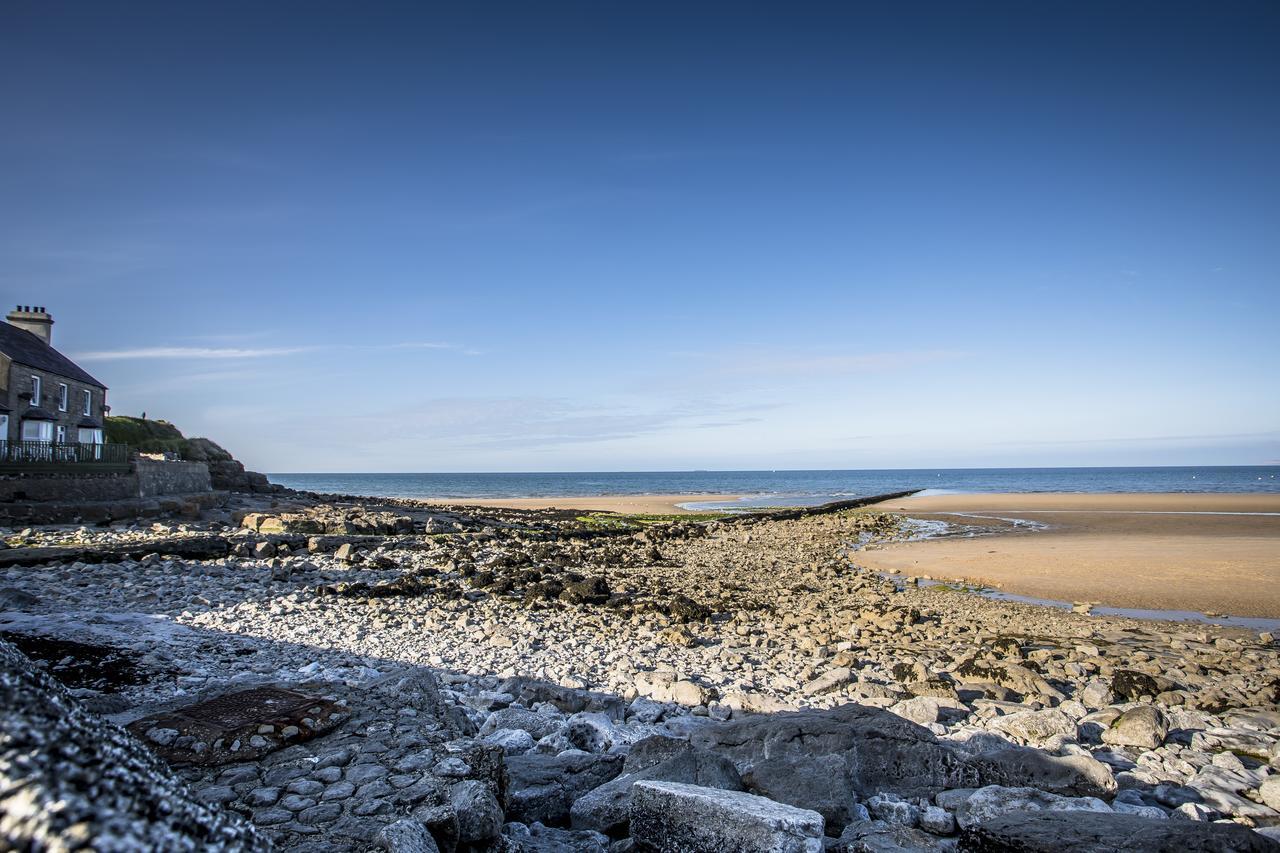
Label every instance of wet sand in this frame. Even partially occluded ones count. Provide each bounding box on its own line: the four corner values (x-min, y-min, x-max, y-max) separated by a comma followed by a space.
451, 494, 741, 515
861, 492, 1280, 618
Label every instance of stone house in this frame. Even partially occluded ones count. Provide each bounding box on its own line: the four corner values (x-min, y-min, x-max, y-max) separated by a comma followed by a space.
0, 306, 109, 447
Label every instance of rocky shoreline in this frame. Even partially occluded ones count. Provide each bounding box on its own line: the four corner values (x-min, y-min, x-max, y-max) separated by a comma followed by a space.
2, 489, 1279, 851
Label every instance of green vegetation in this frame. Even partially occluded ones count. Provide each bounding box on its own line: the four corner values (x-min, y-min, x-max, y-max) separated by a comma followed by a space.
104, 416, 188, 454
575, 511, 732, 531
104, 416, 234, 461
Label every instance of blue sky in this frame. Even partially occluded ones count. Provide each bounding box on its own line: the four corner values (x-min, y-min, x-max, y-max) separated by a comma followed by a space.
2, 2, 1277, 472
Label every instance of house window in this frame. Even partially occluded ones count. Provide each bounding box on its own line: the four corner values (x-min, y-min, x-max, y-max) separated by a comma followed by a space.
58, 383, 68, 411
77, 427, 103, 445
30, 376, 40, 406
83, 389, 92, 416
56, 425, 67, 443
22, 420, 52, 442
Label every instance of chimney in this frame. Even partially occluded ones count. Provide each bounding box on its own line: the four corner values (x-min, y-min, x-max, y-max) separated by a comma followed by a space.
6, 305, 54, 344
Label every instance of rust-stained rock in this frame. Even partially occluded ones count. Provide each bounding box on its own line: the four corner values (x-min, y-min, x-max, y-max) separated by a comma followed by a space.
127, 686, 346, 765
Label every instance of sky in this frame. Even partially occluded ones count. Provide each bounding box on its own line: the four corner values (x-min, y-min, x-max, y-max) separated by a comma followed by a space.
1, 1, 1277, 472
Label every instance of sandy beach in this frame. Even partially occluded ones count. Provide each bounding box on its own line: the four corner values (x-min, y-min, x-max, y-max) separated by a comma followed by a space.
448, 493, 741, 515
862, 492, 1280, 618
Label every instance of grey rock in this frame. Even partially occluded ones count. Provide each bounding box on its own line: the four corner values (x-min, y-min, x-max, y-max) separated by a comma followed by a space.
689, 704, 977, 832
450, 779, 503, 845
956, 811, 1278, 852
630, 781, 824, 853
507, 752, 624, 825
834, 820, 954, 852
504, 821, 610, 852
571, 749, 743, 835
376, 818, 440, 853
967, 747, 1116, 798
481, 707, 565, 740
954, 786, 1111, 830
1101, 706, 1168, 750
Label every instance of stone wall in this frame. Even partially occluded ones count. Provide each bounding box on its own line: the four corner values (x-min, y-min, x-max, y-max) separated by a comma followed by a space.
136, 460, 212, 498
1, 361, 106, 443
0, 471, 139, 503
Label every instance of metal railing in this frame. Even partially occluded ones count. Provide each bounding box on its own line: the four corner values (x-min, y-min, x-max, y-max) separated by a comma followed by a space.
0, 440, 131, 473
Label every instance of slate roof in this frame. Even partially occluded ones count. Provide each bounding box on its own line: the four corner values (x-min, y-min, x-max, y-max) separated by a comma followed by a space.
22, 406, 56, 422
0, 323, 106, 389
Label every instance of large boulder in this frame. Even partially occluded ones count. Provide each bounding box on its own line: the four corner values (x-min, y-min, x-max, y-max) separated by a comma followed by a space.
1101, 706, 1169, 750
966, 747, 1116, 798
570, 748, 743, 835
0, 638, 265, 851
506, 752, 624, 825
688, 704, 978, 831
630, 781, 824, 853
954, 786, 1112, 830
958, 811, 1279, 852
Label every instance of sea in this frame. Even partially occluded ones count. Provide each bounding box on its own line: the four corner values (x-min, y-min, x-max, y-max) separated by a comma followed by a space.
267, 466, 1279, 507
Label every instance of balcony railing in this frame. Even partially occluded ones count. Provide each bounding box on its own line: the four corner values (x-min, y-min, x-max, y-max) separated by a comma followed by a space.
0, 441, 131, 473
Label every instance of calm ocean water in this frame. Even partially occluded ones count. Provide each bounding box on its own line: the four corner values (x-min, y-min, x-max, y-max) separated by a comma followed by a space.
267, 466, 1279, 505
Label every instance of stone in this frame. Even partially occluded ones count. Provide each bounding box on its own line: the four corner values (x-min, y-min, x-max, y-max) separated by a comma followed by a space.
630, 781, 824, 853
956, 811, 1278, 852
688, 704, 977, 832
1261, 776, 1280, 810
987, 709, 1077, 746
967, 747, 1116, 798
376, 818, 440, 853
480, 707, 565, 740
866, 793, 920, 827
1101, 706, 1169, 750
954, 785, 1112, 830
506, 752, 625, 825
483, 727, 536, 755
918, 805, 956, 835
835, 820, 953, 852
1111, 670, 1163, 701
570, 748, 743, 835
450, 780, 502, 845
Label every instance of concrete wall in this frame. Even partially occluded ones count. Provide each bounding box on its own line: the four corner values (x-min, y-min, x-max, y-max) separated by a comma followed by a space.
0, 461, 211, 503
136, 460, 211, 497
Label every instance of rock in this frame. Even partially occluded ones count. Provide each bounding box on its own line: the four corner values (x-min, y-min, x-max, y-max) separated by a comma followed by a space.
866, 793, 920, 827
1101, 705, 1168, 750
957, 811, 1278, 852
376, 818, 441, 852
802, 667, 856, 696
630, 781, 824, 853
1111, 670, 1163, 701
987, 709, 1077, 746
0, 638, 266, 851
483, 728, 536, 755
506, 752, 624, 825
450, 780, 503, 845
889, 696, 943, 725
568, 712, 643, 753
504, 821, 610, 852
570, 749, 743, 835
481, 707, 565, 740
967, 747, 1116, 798
954, 785, 1112, 830
1261, 777, 1280, 811
834, 820, 953, 852
688, 704, 977, 832
918, 805, 956, 836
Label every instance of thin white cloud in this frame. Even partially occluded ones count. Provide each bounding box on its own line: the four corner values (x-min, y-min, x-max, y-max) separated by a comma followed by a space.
74, 341, 479, 362
75, 346, 315, 361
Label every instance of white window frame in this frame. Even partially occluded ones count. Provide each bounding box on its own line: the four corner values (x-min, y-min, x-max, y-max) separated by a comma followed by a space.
30, 376, 40, 407
56, 424, 67, 443
82, 389, 92, 416
58, 383, 68, 411
22, 420, 52, 442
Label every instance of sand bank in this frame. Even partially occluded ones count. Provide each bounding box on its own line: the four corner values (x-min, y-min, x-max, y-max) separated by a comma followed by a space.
447, 494, 741, 515
861, 492, 1280, 618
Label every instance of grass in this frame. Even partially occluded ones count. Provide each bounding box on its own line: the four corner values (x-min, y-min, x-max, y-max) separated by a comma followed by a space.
104, 416, 188, 454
